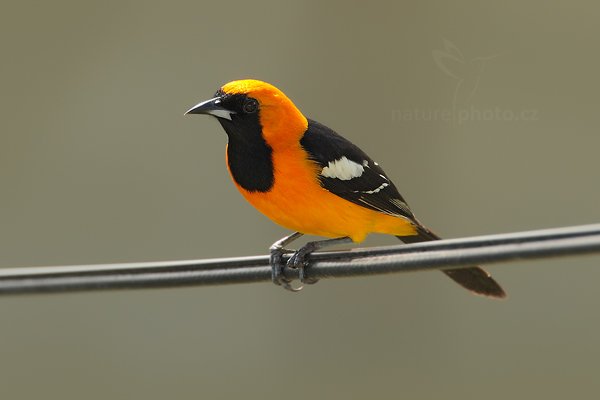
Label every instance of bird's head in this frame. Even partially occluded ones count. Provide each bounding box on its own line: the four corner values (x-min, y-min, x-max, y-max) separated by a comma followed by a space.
185, 79, 308, 148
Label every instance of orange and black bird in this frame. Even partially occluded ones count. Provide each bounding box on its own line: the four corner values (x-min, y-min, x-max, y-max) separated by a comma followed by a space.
186, 79, 505, 298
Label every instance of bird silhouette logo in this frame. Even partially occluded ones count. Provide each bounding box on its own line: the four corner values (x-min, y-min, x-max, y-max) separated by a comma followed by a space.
432, 39, 500, 120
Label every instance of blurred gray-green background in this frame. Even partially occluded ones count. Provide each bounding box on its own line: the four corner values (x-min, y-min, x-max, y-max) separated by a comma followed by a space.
1, 1, 599, 399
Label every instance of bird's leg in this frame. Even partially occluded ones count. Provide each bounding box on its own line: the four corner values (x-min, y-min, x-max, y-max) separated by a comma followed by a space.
270, 232, 304, 291
287, 236, 353, 288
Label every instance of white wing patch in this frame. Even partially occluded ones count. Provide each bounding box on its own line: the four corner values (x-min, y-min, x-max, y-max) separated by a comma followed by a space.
321, 157, 365, 180
356, 182, 389, 194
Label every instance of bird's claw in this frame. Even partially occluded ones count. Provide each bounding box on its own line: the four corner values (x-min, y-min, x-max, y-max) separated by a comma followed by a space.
269, 244, 318, 292
269, 233, 349, 292
287, 247, 319, 286
270, 246, 303, 292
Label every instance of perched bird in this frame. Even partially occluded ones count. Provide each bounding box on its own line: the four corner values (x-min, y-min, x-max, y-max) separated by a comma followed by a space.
186, 79, 505, 298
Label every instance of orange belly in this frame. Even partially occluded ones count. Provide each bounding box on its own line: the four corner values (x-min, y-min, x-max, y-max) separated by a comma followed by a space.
227, 144, 416, 242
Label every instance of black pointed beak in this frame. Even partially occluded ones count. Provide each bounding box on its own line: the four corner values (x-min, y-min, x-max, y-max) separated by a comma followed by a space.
184, 97, 235, 120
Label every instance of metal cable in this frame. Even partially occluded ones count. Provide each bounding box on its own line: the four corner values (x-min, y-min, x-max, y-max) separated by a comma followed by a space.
1, 223, 600, 295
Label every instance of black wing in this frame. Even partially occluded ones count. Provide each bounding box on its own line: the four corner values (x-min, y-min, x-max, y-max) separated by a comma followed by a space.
300, 119, 416, 221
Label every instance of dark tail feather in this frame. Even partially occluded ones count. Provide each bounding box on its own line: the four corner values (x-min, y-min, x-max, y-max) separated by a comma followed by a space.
397, 226, 506, 299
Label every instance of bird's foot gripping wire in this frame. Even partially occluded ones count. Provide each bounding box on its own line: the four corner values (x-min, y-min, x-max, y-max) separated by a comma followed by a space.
270, 232, 304, 292
270, 233, 353, 292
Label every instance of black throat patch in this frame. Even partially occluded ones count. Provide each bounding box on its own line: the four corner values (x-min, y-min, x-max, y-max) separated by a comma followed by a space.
218, 110, 274, 192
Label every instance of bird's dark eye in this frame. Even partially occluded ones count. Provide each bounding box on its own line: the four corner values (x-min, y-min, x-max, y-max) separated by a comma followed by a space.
243, 98, 259, 114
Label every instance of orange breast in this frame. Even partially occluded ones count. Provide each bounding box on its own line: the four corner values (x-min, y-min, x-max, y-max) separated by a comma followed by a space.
227, 144, 416, 242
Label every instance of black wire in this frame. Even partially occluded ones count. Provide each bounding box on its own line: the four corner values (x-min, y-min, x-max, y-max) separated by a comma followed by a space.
1, 223, 600, 296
